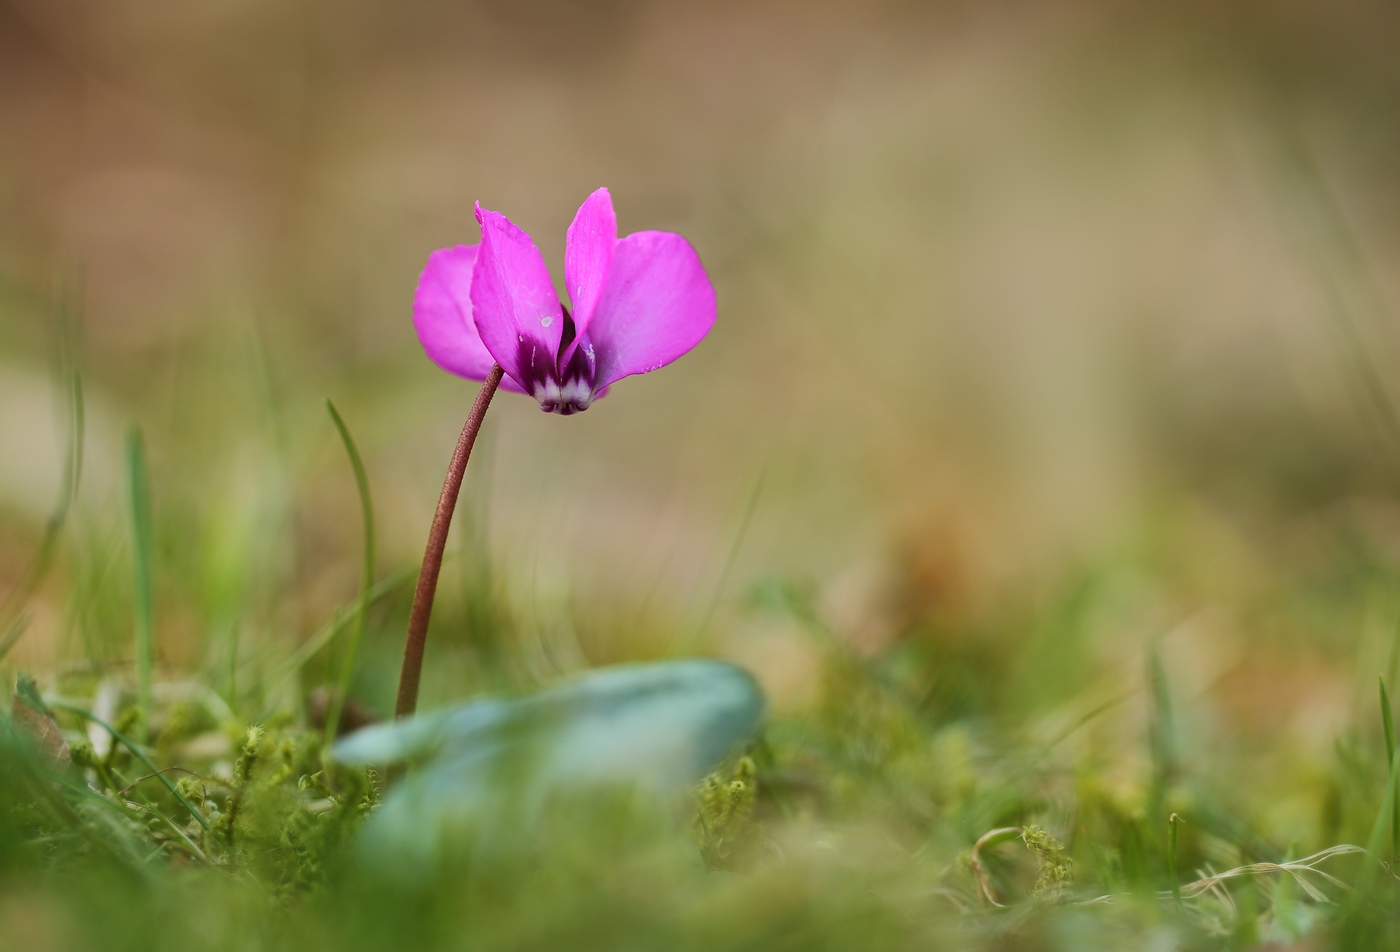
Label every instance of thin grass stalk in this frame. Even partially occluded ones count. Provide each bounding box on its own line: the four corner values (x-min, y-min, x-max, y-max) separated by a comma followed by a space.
395, 364, 504, 718
1168, 813, 1183, 909
1382, 677, 1397, 861
1387, 611, 1400, 691
0, 284, 83, 661
16, 743, 152, 874
50, 701, 212, 835
323, 400, 374, 747
125, 428, 155, 742
692, 466, 767, 645
1259, 118, 1400, 468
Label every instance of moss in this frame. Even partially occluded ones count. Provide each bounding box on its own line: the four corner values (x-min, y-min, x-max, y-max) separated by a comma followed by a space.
1022, 824, 1073, 900
693, 755, 758, 870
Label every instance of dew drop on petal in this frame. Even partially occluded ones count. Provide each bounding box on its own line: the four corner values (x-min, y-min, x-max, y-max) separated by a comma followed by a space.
541, 316, 553, 327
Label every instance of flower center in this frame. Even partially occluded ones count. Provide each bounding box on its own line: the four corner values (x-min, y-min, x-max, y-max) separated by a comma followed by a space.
515, 306, 596, 415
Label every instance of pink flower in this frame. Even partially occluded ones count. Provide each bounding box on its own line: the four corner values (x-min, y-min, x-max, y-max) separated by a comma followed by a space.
413, 188, 716, 415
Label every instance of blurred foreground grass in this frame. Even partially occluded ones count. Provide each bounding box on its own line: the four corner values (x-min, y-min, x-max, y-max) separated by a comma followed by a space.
6, 350, 1400, 948
5, 499, 1400, 949
5, 1, 1400, 948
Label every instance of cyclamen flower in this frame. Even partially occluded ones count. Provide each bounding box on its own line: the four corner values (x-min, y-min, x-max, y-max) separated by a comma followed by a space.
414, 188, 716, 414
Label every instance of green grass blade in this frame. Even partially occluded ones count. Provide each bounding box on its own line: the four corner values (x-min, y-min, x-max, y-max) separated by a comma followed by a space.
1147, 643, 1176, 825
323, 400, 374, 748
125, 427, 155, 742
263, 565, 416, 706
1382, 676, 1397, 861
13, 744, 150, 875
55, 278, 85, 524
1351, 750, 1400, 920
1168, 812, 1183, 908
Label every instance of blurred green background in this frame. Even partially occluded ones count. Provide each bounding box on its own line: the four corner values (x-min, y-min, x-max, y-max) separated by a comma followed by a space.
2, 0, 1400, 851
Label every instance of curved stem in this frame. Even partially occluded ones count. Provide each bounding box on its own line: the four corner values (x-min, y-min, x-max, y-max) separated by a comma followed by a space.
395, 364, 504, 718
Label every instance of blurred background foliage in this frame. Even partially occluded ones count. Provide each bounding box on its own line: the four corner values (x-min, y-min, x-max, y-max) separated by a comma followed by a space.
3, 0, 1400, 946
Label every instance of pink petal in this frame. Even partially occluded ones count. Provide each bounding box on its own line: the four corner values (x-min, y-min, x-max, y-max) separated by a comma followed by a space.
412, 244, 526, 392
412, 245, 493, 380
589, 231, 716, 389
470, 203, 564, 399
564, 187, 616, 345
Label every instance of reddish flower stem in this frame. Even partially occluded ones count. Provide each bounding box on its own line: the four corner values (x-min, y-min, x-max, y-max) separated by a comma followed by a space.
395, 363, 504, 718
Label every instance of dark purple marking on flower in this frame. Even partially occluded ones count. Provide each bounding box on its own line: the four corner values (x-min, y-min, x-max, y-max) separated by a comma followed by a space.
515, 306, 597, 415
